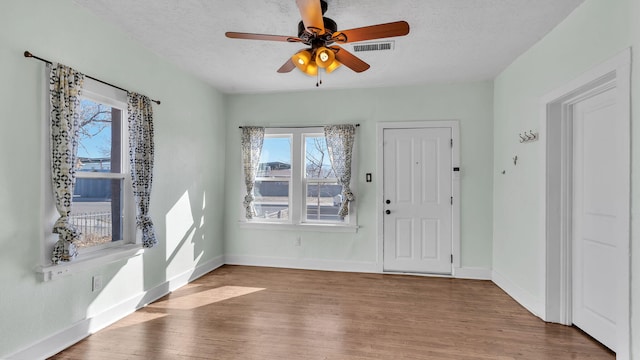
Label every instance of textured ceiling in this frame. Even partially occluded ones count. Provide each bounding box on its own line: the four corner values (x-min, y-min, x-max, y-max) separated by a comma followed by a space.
72, 0, 584, 94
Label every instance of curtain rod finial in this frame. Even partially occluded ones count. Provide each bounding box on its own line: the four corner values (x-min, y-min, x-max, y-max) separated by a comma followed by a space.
24, 50, 33, 58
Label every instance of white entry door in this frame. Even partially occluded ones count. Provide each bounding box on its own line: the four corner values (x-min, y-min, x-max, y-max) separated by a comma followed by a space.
572, 87, 623, 351
383, 127, 452, 274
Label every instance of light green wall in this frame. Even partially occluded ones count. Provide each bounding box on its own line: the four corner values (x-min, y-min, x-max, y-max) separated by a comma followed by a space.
224, 82, 494, 270
0, 0, 226, 356
493, 0, 637, 354
632, 0, 640, 355
8, 0, 632, 356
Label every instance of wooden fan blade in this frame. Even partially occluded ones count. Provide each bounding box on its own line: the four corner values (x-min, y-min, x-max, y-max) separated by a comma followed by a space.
332, 21, 410, 43
225, 32, 301, 43
296, 0, 325, 34
330, 46, 370, 73
277, 59, 296, 73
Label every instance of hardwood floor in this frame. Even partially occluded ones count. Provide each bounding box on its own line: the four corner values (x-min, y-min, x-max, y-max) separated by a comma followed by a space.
51, 265, 614, 359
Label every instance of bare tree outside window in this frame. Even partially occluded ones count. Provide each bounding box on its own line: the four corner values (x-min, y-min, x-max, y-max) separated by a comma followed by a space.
305, 136, 337, 220
78, 101, 112, 160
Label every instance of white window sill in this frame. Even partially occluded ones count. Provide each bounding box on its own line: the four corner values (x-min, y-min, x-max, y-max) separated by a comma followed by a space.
37, 244, 144, 282
239, 221, 359, 233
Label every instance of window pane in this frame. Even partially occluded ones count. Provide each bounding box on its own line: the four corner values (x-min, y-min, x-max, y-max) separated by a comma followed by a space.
305, 136, 335, 179
253, 180, 289, 220
76, 99, 122, 173
306, 181, 344, 222
254, 136, 291, 220
72, 178, 123, 248
258, 137, 291, 178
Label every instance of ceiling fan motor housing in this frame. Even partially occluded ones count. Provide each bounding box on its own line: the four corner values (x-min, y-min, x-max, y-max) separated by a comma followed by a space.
298, 17, 337, 39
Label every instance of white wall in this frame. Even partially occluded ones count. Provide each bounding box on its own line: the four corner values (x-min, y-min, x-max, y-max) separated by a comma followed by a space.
0, 0, 226, 357
223, 82, 494, 272
492, 0, 638, 354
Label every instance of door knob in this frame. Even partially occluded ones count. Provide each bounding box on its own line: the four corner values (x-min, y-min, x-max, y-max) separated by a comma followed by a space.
385, 210, 391, 215
386, 199, 391, 204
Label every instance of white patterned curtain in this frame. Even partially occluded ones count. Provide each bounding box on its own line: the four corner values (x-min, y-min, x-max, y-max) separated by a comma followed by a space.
50, 63, 85, 264
241, 127, 265, 219
324, 125, 356, 217
128, 92, 157, 247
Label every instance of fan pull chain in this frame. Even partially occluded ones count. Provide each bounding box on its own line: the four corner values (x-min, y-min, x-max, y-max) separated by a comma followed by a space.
316, 72, 323, 87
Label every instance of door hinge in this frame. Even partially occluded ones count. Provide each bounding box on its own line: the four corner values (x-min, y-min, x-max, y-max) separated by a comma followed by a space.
450, 196, 453, 205
450, 138, 453, 148
451, 254, 453, 263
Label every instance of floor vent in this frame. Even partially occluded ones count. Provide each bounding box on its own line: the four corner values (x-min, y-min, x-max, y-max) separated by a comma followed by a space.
352, 41, 394, 52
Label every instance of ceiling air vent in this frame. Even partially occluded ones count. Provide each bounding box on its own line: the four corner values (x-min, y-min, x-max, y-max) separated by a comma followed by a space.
352, 41, 395, 52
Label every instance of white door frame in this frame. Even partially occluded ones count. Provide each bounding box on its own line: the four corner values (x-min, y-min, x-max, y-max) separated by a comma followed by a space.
539, 48, 630, 359
377, 120, 460, 274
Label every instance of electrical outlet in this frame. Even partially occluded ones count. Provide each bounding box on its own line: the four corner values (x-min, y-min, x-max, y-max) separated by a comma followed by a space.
295, 237, 301, 246
92, 275, 103, 292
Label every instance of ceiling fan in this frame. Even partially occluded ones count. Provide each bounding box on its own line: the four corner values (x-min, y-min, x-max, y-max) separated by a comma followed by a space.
225, 0, 410, 78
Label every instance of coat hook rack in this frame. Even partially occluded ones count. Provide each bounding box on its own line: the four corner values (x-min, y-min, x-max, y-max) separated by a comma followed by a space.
519, 130, 538, 144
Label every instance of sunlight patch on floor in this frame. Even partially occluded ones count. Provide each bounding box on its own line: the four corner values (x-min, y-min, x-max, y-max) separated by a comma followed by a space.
107, 311, 168, 330
149, 286, 265, 310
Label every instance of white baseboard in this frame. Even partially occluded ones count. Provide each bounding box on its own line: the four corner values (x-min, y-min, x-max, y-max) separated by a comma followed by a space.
7, 255, 224, 360
491, 269, 544, 319
453, 267, 492, 280
224, 255, 378, 274
225, 255, 492, 281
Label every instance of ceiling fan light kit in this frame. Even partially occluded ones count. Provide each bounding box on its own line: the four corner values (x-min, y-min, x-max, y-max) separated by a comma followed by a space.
225, 0, 409, 82
315, 47, 336, 68
293, 49, 320, 76
291, 47, 339, 77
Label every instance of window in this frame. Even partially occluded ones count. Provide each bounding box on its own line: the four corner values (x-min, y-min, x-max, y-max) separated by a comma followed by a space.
72, 94, 128, 252
43, 78, 136, 263
246, 127, 356, 228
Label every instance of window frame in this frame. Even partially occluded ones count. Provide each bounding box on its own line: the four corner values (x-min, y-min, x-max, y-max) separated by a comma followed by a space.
39, 78, 141, 281
240, 127, 358, 232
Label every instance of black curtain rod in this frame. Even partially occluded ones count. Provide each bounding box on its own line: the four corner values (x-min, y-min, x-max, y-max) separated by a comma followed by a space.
24, 51, 161, 105
239, 124, 360, 129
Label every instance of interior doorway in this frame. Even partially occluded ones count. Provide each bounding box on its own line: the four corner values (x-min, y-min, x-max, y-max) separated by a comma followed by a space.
540, 49, 630, 359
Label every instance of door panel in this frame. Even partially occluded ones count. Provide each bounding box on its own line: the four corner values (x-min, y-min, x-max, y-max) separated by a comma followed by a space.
396, 218, 413, 258
421, 219, 439, 259
383, 127, 452, 274
572, 87, 619, 351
